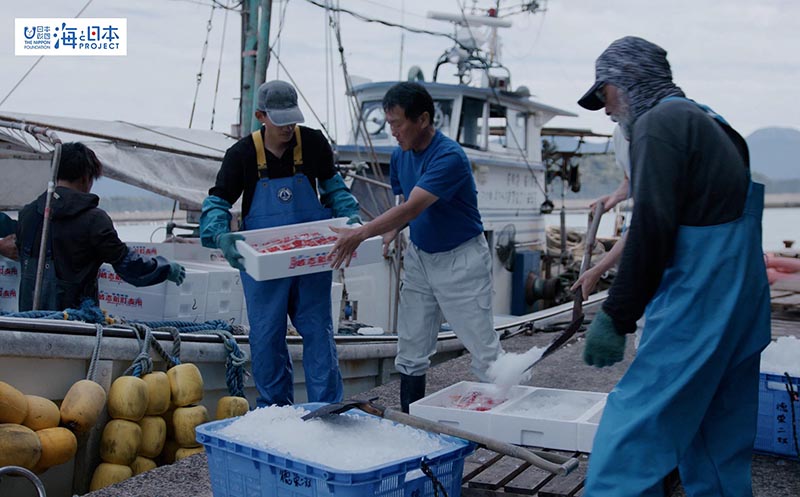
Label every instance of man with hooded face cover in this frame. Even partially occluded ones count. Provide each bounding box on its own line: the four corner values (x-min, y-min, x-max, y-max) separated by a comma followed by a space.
577, 36, 771, 496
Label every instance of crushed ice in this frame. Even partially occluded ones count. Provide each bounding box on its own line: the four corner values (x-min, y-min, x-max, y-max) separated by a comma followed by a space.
761, 336, 800, 377
217, 405, 453, 470
487, 347, 545, 387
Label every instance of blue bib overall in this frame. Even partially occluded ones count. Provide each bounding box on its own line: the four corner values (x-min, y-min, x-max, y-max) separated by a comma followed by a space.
584, 101, 771, 497
241, 128, 343, 407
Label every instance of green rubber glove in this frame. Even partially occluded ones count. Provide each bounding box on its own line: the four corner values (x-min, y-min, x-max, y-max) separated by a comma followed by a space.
217, 233, 246, 271
167, 263, 186, 286
583, 309, 626, 367
346, 214, 363, 225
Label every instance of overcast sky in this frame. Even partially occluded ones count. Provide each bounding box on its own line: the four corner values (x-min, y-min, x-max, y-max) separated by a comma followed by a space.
2, 0, 798, 145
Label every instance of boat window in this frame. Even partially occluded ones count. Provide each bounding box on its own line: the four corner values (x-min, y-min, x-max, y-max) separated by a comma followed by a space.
358, 99, 453, 141
458, 97, 486, 150
487, 105, 527, 154
432, 100, 453, 137
507, 109, 528, 153
360, 101, 388, 139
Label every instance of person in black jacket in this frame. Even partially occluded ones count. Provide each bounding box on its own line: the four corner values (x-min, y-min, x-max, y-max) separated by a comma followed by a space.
576, 36, 771, 497
0, 213, 18, 260
16, 142, 185, 311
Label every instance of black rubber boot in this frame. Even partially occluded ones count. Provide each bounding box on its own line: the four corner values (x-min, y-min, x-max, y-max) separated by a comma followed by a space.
400, 373, 426, 413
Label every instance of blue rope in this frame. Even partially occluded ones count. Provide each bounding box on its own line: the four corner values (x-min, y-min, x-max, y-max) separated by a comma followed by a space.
126, 320, 247, 397
123, 324, 154, 378
0, 299, 247, 397
0, 299, 108, 323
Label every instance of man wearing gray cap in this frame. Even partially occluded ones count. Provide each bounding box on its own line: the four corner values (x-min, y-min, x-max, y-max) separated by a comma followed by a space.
577, 36, 770, 496
199, 80, 361, 407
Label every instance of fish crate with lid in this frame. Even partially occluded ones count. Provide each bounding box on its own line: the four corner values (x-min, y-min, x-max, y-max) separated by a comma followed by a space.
196, 403, 475, 497
235, 217, 383, 281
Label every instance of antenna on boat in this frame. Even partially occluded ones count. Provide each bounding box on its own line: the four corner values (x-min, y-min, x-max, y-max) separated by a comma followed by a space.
427, 10, 512, 86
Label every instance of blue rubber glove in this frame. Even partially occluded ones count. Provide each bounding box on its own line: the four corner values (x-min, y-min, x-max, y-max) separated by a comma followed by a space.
583, 309, 626, 367
167, 262, 186, 286
217, 233, 246, 271
319, 174, 361, 221
200, 195, 233, 248
346, 214, 363, 225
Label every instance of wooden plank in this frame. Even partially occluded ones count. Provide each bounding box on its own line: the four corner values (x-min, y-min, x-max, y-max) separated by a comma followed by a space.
771, 290, 793, 299
503, 461, 555, 495
468, 455, 529, 490
463, 448, 505, 483
772, 279, 800, 293
771, 294, 800, 311
536, 453, 587, 497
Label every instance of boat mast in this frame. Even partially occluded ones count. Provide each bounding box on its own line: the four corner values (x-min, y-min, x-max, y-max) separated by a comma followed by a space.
239, 0, 273, 137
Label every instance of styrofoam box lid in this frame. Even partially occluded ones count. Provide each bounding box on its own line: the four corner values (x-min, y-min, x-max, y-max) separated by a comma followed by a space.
182, 261, 243, 294
236, 217, 384, 281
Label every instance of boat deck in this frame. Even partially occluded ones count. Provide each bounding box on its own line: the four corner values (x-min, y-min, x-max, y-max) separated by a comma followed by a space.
76, 310, 800, 497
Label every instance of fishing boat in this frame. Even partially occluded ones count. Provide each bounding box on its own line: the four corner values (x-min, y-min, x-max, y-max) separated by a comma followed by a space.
0, 5, 612, 496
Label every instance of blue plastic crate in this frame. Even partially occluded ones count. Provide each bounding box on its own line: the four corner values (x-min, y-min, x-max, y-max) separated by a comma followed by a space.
755, 372, 800, 458
196, 403, 476, 497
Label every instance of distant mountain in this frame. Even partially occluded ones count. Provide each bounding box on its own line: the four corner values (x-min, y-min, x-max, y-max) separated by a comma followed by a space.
746, 127, 800, 180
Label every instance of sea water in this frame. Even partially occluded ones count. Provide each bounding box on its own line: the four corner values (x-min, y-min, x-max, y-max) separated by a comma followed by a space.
544, 207, 800, 252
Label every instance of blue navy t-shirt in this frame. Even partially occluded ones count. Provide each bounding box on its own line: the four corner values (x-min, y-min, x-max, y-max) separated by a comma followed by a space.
390, 130, 483, 253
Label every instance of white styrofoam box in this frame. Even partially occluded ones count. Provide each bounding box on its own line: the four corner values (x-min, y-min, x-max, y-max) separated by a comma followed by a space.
98, 288, 206, 322
235, 217, 383, 281
0, 256, 20, 313
172, 243, 226, 265
97, 264, 209, 297
337, 259, 393, 331
183, 262, 243, 296
410, 381, 531, 435
331, 281, 343, 333
205, 310, 245, 326
126, 242, 176, 260
576, 399, 606, 453
491, 388, 607, 451
0, 285, 18, 312
204, 293, 242, 315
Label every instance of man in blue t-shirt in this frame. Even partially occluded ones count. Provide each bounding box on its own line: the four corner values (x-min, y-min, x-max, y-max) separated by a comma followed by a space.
330, 82, 503, 412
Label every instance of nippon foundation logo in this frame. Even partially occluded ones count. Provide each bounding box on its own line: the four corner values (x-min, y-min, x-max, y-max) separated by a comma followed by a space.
15, 18, 127, 56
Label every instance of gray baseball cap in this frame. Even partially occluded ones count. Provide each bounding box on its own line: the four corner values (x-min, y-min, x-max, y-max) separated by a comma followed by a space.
257, 80, 305, 126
